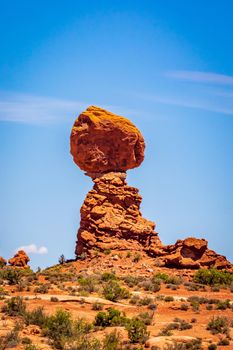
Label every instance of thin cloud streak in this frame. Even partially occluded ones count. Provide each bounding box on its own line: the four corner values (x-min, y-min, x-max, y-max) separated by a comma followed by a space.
0, 92, 86, 124
136, 93, 233, 116
166, 70, 233, 85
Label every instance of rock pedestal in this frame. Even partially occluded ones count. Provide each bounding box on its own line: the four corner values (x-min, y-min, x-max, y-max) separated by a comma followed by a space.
75, 171, 161, 257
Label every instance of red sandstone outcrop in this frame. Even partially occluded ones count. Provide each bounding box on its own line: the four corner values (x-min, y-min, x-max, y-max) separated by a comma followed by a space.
151, 237, 231, 269
71, 106, 231, 270
8, 250, 30, 268
75, 171, 161, 257
70, 106, 145, 178
0, 256, 6, 266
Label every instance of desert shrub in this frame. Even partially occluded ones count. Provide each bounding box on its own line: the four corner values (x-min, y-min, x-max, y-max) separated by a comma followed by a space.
148, 303, 157, 310
208, 344, 217, 350
194, 269, 233, 286
94, 308, 127, 327
21, 337, 32, 345
133, 253, 142, 262
102, 329, 122, 350
164, 338, 202, 350
34, 283, 49, 294
206, 304, 213, 310
1, 268, 21, 285
129, 295, 140, 305
51, 296, 59, 302
43, 309, 73, 348
102, 281, 130, 301
126, 317, 149, 344
78, 276, 98, 293
2, 296, 26, 316
164, 296, 174, 302
190, 300, 200, 312
153, 273, 181, 285
139, 279, 161, 292
101, 272, 117, 282
0, 287, 8, 299
103, 249, 111, 255
137, 312, 153, 325
0, 325, 20, 349
122, 275, 141, 287
92, 302, 103, 311
211, 286, 220, 292
24, 344, 39, 350
180, 303, 189, 311
215, 299, 231, 310
138, 296, 153, 306
207, 316, 229, 335
23, 306, 48, 327
218, 338, 230, 346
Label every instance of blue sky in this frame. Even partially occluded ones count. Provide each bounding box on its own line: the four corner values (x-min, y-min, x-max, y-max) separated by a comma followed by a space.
0, 0, 232, 269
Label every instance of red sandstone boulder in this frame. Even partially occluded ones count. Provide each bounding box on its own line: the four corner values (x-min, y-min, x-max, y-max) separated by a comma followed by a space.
8, 250, 30, 268
70, 106, 145, 178
0, 256, 7, 266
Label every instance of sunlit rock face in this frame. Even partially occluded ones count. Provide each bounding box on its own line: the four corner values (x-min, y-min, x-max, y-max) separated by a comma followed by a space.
70, 106, 145, 178
70, 106, 161, 257
8, 250, 30, 268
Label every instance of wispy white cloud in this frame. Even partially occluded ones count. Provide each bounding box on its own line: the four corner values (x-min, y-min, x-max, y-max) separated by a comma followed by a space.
16, 244, 48, 255
136, 93, 233, 115
0, 92, 86, 124
166, 70, 233, 85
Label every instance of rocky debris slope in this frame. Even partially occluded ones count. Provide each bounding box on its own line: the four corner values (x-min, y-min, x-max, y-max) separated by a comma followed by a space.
8, 250, 30, 268
70, 105, 145, 178
152, 237, 231, 270
76, 171, 161, 257
0, 256, 6, 266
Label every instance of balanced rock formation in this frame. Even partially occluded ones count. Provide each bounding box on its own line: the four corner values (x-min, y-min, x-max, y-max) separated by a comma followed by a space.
0, 256, 6, 266
70, 106, 145, 178
152, 237, 231, 270
8, 250, 30, 268
71, 106, 231, 270
71, 106, 161, 257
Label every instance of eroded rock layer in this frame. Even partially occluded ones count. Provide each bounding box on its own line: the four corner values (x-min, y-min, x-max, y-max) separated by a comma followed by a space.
8, 250, 30, 268
75, 172, 161, 257
152, 237, 231, 270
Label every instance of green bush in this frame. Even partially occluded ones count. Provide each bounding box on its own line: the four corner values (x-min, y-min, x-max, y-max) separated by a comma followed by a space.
102, 280, 130, 302
126, 317, 149, 344
218, 338, 230, 346
94, 308, 127, 327
207, 316, 229, 335
78, 276, 98, 293
102, 329, 122, 350
92, 302, 104, 311
2, 296, 26, 316
23, 306, 48, 327
34, 284, 49, 294
208, 344, 217, 350
194, 269, 233, 286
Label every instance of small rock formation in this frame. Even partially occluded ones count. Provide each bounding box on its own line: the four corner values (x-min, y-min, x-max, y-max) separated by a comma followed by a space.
71, 106, 161, 257
8, 250, 30, 268
0, 256, 7, 266
153, 237, 231, 270
71, 106, 231, 269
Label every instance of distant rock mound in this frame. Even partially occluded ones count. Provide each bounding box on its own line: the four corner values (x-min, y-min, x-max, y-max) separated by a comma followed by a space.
70, 106, 231, 270
0, 256, 7, 266
8, 250, 30, 268
152, 237, 231, 270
